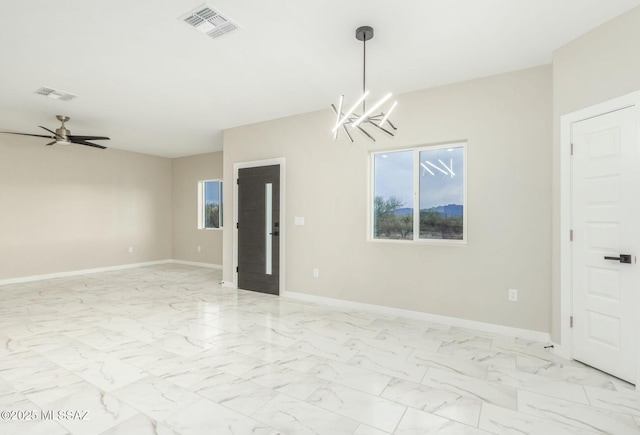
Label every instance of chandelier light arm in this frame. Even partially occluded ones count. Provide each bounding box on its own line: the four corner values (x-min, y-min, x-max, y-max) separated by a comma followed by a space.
332, 96, 344, 139
330, 104, 355, 142
352, 93, 392, 128
368, 121, 395, 137
330, 104, 340, 140
332, 91, 369, 132
385, 118, 398, 131
380, 101, 398, 128
356, 125, 376, 142
342, 123, 355, 142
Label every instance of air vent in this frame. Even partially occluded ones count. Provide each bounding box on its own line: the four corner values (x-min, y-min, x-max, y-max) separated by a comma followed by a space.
35, 87, 77, 102
181, 4, 238, 39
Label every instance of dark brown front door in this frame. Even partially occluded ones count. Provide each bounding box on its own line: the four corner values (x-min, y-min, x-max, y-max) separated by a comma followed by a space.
237, 165, 280, 295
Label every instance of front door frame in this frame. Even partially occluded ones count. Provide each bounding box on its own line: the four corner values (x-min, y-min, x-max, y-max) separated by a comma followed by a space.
559, 90, 640, 387
233, 157, 286, 295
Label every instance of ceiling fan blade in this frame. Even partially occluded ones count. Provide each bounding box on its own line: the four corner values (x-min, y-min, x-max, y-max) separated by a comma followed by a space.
38, 126, 63, 138
71, 139, 107, 149
45, 141, 56, 146
67, 135, 110, 141
0, 131, 56, 139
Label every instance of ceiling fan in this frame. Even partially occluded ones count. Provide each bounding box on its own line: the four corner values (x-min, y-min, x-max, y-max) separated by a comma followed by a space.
0, 115, 109, 149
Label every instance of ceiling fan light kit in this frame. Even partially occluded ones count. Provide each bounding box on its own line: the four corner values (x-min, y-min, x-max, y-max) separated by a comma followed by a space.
331, 26, 398, 143
0, 115, 110, 149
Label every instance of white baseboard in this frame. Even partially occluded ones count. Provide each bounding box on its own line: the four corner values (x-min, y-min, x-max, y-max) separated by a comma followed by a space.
221, 281, 237, 289
550, 342, 571, 359
0, 260, 173, 286
0, 259, 222, 287
170, 260, 222, 270
283, 291, 551, 343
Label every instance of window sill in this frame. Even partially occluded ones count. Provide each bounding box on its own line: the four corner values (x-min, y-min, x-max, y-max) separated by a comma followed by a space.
368, 237, 467, 246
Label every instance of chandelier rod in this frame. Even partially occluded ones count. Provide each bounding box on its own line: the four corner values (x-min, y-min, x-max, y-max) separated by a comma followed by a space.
362, 36, 367, 113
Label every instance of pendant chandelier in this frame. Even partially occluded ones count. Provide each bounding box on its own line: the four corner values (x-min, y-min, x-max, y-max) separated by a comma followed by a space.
331, 26, 397, 142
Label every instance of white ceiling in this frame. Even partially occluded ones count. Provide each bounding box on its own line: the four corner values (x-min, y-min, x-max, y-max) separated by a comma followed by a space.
0, 0, 639, 158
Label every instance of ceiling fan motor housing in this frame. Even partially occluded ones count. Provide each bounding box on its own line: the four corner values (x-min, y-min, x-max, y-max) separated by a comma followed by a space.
55, 127, 69, 139
55, 115, 70, 139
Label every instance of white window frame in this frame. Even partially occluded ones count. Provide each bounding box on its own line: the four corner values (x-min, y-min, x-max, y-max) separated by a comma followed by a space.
198, 179, 223, 230
369, 141, 468, 244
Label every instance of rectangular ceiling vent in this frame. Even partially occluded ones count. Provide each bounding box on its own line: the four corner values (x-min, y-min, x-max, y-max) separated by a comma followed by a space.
35, 87, 77, 102
181, 4, 238, 39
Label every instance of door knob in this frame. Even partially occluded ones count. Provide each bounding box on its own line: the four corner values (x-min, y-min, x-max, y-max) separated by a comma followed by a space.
604, 254, 633, 264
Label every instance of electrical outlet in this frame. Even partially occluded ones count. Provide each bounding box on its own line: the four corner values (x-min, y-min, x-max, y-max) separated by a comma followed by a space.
128, 246, 134, 253
508, 288, 518, 302
313, 268, 319, 278
197, 245, 201, 252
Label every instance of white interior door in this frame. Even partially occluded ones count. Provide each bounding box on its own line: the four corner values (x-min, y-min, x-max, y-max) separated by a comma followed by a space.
571, 106, 638, 383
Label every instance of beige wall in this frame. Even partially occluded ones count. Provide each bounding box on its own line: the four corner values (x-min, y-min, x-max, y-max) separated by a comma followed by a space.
550, 6, 640, 341
0, 137, 172, 280
224, 65, 552, 333
172, 151, 223, 265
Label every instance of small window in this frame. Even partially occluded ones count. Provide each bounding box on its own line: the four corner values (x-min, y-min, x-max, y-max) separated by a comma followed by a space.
371, 142, 466, 243
198, 180, 223, 229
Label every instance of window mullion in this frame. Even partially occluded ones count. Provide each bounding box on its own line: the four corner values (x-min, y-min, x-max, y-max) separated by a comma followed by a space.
413, 149, 420, 241
217, 182, 222, 228
197, 181, 204, 229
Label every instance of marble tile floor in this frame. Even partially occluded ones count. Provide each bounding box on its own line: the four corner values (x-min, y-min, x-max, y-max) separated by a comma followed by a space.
0, 264, 639, 434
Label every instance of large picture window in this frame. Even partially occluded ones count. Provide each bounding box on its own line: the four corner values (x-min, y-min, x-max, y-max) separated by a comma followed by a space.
198, 180, 223, 229
372, 142, 466, 242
